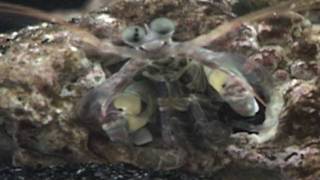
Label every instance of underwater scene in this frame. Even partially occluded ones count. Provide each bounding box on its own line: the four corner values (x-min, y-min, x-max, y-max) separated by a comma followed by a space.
0, 0, 319, 179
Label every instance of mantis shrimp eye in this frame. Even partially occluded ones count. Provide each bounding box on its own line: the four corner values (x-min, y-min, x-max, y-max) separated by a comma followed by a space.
122, 26, 146, 46
150, 17, 175, 36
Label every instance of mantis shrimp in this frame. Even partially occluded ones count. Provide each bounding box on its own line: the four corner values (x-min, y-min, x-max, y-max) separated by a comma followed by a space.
0, 0, 318, 149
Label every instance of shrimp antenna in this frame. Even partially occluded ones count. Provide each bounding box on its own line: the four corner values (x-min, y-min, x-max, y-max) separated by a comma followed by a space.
0, 2, 101, 46
190, 0, 320, 47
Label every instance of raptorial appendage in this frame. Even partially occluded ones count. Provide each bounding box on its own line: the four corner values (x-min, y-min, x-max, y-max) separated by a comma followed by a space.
77, 59, 148, 142
103, 81, 156, 145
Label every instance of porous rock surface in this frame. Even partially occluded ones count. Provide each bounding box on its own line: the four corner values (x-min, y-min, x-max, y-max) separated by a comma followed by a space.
0, 0, 319, 179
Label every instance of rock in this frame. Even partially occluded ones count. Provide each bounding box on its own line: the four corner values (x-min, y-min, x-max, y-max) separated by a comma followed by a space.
0, 24, 105, 165
0, 163, 206, 180
278, 80, 320, 144
0, 0, 319, 179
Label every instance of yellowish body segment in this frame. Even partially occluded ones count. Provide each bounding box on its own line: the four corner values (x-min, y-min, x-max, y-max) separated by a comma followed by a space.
114, 94, 142, 116
205, 68, 229, 94
113, 93, 149, 132
113, 81, 155, 133
205, 66, 259, 117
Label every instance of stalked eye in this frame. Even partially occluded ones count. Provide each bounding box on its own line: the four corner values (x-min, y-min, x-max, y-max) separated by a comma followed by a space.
150, 17, 175, 36
122, 26, 146, 46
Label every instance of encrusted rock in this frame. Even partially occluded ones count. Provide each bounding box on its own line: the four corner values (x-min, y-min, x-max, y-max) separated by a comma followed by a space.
0, 1, 319, 179
277, 80, 320, 144
0, 24, 106, 165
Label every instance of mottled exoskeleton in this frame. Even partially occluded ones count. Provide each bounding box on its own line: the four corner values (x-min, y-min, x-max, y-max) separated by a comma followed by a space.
1, 0, 318, 146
